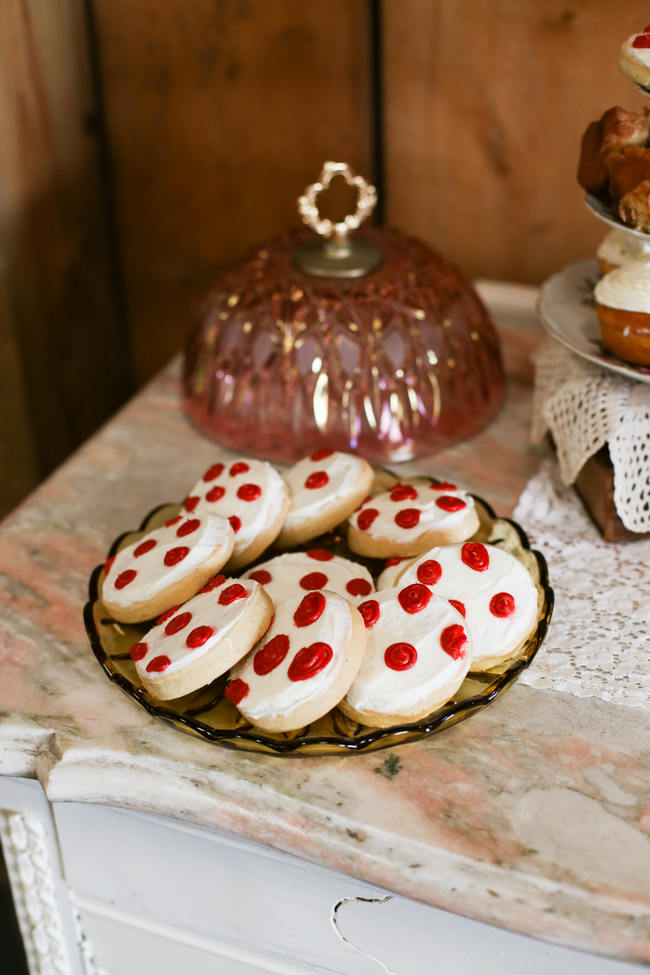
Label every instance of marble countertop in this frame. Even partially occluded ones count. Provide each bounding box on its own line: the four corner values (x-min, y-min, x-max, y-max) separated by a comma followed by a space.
1, 283, 648, 964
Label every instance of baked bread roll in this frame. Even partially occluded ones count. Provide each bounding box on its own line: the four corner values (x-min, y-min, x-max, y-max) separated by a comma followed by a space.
577, 106, 650, 197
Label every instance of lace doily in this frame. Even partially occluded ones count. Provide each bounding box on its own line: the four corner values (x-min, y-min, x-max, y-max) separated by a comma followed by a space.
515, 459, 650, 711
532, 338, 650, 532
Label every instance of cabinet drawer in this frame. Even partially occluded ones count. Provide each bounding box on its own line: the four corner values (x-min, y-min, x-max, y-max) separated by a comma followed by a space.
55, 802, 386, 975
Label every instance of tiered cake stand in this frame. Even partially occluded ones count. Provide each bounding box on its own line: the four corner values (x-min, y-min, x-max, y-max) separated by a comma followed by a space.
537, 78, 650, 383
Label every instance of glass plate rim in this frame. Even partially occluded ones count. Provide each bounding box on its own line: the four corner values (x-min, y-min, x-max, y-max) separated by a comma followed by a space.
84, 489, 554, 756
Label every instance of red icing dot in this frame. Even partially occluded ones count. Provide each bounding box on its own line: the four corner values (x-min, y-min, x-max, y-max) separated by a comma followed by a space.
440, 624, 467, 659
385, 556, 403, 568
448, 599, 466, 618
632, 33, 650, 47
430, 480, 457, 491
164, 546, 189, 566
310, 448, 334, 461
390, 484, 417, 502
219, 583, 247, 605
203, 462, 224, 482
288, 642, 333, 681
395, 508, 420, 529
184, 495, 200, 512
300, 571, 328, 590
417, 560, 442, 586
248, 569, 272, 585
229, 515, 241, 534
186, 625, 213, 648
237, 483, 262, 502
385, 642, 417, 671
206, 485, 226, 502
146, 655, 171, 673
435, 495, 466, 512
199, 574, 225, 594
346, 577, 372, 597
104, 555, 115, 575
156, 604, 180, 625
177, 518, 200, 537
461, 542, 490, 572
358, 599, 380, 628
357, 507, 379, 530
165, 611, 192, 635
165, 515, 182, 527
398, 583, 431, 614
134, 539, 157, 558
490, 592, 515, 618
229, 461, 250, 477
129, 641, 148, 661
307, 548, 333, 561
224, 678, 249, 705
294, 591, 326, 627
253, 633, 290, 675
115, 569, 137, 589
305, 470, 329, 490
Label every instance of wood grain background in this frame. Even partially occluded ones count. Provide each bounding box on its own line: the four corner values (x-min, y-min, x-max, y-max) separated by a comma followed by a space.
0, 0, 645, 516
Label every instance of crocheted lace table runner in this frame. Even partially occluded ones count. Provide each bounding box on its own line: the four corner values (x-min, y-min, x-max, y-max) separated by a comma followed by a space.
532, 338, 650, 533
514, 458, 650, 711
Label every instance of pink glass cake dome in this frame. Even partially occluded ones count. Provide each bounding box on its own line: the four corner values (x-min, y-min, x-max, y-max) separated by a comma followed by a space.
183, 163, 505, 464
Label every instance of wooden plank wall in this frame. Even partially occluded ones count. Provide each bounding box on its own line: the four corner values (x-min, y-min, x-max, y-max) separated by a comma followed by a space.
0, 0, 647, 516
383, 0, 646, 281
91, 0, 374, 384
0, 0, 130, 516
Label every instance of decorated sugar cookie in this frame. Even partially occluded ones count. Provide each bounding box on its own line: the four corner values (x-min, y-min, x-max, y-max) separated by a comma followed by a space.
225, 589, 366, 732
376, 556, 411, 590
242, 550, 374, 606
395, 542, 538, 670
277, 450, 374, 547
340, 584, 472, 728
347, 479, 479, 558
184, 458, 289, 569
102, 513, 234, 624
130, 575, 273, 700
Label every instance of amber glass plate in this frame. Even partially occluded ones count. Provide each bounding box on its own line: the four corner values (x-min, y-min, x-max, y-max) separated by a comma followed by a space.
85, 476, 553, 756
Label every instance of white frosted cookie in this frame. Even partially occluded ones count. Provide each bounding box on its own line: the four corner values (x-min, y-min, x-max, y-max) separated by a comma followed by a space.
225, 589, 366, 732
184, 458, 289, 570
102, 513, 234, 624
376, 556, 412, 590
242, 549, 374, 605
347, 479, 479, 558
277, 450, 374, 547
340, 583, 472, 728
129, 575, 273, 700
396, 542, 538, 670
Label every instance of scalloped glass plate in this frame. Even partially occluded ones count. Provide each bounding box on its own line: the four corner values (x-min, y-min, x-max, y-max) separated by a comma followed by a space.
84, 475, 553, 756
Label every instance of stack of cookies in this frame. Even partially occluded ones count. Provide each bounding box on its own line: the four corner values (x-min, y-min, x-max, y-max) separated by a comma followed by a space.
101, 451, 538, 732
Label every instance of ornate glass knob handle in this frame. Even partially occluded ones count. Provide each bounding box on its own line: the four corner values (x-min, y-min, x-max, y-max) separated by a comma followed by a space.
294, 162, 382, 278
297, 161, 377, 244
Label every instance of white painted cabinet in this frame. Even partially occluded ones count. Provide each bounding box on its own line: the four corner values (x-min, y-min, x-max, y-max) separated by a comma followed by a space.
1, 776, 644, 975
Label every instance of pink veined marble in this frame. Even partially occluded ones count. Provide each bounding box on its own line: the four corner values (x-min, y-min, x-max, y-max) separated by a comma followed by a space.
183, 227, 505, 464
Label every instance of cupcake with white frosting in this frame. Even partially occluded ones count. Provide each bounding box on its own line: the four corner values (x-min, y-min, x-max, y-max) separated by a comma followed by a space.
619, 26, 650, 91
594, 259, 650, 365
596, 229, 650, 275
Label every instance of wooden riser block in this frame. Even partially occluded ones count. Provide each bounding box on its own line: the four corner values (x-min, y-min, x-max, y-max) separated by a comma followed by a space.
574, 447, 649, 543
